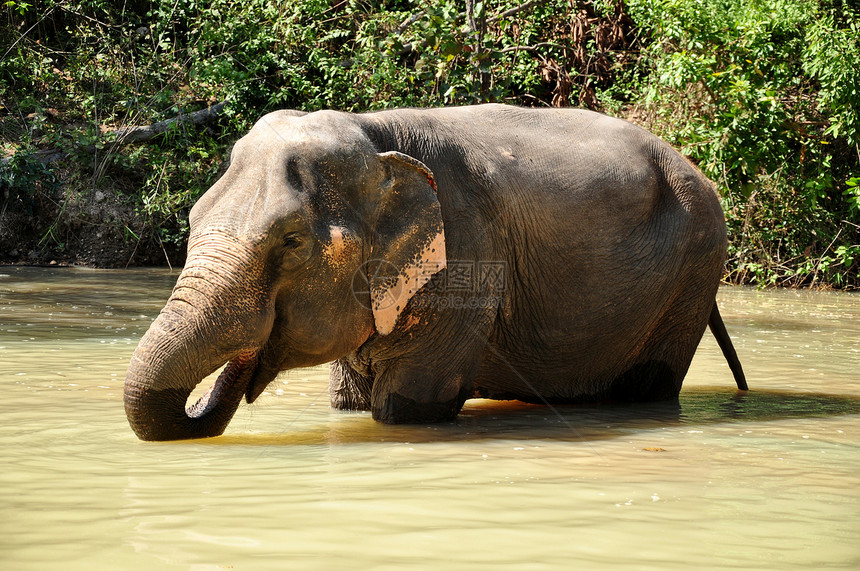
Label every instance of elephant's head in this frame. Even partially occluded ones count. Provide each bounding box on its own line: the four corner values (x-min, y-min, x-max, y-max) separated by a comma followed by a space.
124, 111, 446, 440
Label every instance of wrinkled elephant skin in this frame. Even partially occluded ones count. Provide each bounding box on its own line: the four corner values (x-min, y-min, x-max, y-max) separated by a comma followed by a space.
124, 104, 747, 441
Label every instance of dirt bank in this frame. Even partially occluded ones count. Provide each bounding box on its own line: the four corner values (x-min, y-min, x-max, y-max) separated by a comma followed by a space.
1, 162, 186, 268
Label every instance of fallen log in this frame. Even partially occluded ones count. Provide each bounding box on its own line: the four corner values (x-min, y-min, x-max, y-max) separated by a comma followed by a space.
111, 101, 227, 145
1, 101, 227, 167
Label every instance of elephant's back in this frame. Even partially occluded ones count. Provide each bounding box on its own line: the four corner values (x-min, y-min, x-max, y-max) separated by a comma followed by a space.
362, 105, 676, 240
360, 104, 726, 284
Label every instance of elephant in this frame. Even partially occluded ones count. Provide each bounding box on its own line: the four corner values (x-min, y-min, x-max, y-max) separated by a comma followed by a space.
124, 104, 747, 441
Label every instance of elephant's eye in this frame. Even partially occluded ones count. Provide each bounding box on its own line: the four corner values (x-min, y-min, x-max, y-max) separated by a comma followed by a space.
283, 233, 301, 249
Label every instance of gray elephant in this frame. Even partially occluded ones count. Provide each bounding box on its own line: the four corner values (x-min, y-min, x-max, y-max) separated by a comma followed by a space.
124, 104, 747, 441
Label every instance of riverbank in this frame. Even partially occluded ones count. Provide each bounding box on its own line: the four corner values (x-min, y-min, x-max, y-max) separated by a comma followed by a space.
0, 157, 187, 268
0, 201, 186, 269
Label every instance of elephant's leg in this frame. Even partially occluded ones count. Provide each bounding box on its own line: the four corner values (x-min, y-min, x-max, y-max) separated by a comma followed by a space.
370, 361, 476, 424
608, 291, 714, 402
369, 323, 493, 424
607, 360, 681, 402
368, 280, 498, 423
329, 359, 373, 411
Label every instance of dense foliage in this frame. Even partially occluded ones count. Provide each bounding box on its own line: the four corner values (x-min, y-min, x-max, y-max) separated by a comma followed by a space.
628, 0, 860, 287
1, 0, 858, 286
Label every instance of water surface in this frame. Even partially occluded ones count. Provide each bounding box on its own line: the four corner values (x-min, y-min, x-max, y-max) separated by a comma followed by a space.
1, 267, 859, 569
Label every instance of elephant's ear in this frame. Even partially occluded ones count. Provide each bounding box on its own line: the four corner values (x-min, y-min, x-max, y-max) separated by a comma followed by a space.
369, 151, 447, 335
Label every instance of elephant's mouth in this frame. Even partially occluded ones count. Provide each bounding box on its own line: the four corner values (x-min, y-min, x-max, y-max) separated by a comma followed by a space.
242, 325, 300, 405
183, 336, 283, 418
244, 355, 280, 405
186, 350, 259, 418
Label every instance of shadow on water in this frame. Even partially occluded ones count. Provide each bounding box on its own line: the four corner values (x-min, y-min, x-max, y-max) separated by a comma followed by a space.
205, 387, 860, 447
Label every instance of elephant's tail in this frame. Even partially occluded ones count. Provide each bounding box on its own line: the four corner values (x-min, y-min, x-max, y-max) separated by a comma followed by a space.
708, 303, 748, 390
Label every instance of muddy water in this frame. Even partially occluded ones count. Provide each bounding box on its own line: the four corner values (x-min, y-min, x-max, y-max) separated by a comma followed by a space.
1, 266, 859, 569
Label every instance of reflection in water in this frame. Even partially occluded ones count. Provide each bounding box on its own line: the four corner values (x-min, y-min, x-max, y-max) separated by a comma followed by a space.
1, 266, 859, 569
208, 388, 860, 448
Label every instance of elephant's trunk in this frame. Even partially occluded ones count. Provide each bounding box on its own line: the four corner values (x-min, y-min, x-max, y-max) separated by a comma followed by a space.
124, 345, 256, 442
124, 246, 273, 441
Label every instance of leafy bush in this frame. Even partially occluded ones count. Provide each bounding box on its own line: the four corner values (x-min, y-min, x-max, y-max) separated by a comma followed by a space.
2, 0, 639, 265
625, 0, 859, 287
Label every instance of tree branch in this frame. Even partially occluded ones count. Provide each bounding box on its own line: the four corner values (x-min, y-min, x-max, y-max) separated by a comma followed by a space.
396, 12, 425, 35
487, 0, 543, 24
497, 41, 562, 54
